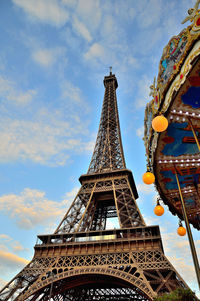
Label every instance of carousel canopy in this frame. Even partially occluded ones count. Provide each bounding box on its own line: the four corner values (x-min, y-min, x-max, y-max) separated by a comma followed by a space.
144, 4, 200, 230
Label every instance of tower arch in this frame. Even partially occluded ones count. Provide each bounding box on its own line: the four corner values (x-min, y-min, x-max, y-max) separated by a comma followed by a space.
20, 268, 154, 300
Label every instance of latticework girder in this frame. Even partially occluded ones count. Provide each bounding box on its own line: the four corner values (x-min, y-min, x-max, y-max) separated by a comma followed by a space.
0, 226, 188, 301
54, 287, 150, 301
88, 74, 126, 174
0, 72, 191, 300
55, 172, 145, 234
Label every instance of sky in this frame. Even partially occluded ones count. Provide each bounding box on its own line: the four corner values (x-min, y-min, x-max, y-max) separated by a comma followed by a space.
0, 0, 200, 297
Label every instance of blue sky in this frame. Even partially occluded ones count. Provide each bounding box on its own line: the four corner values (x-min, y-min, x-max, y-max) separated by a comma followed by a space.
0, 0, 200, 296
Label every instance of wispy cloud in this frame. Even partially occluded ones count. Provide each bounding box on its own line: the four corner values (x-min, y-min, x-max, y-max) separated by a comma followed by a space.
0, 250, 29, 282
0, 113, 93, 166
84, 43, 105, 63
0, 77, 92, 166
0, 76, 36, 105
137, 182, 155, 195
0, 186, 79, 229
13, 0, 69, 27
60, 80, 87, 107
136, 126, 144, 138
134, 75, 152, 108
0, 234, 28, 253
76, 0, 102, 32
32, 47, 66, 68
61, 0, 77, 7
63, 186, 79, 202
0, 117, 70, 165
72, 17, 92, 42
0, 234, 11, 241
168, 256, 196, 284
136, 0, 162, 29
162, 231, 200, 289
0, 250, 29, 266
142, 214, 160, 226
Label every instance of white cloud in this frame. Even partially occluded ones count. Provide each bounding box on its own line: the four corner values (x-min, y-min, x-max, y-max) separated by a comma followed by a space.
13, 243, 27, 252
0, 118, 69, 165
76, 0, 102, 31
142, 214, 160, 226
84, 43, 105, 62
127, 56, 139, 67
0, 234, 11, 241
101, 15, 116, 38
61, 2, 140, 75
13, 0, 69, 27
161, 231, 200, 291
137, 182, 155, 195
39, 186, 78, 233
0, 78, 93, 166
73, 17, 92, 42
140, 28, 163, 56
81, 140, 95, 153
168, 256, 195, 284
32, 47, 66, 67
0, 116, 88, 166
61, 81, 84, 105
63, 186, 79, 202
0, 189, 66, 287
0, 76, 36, 105
62, 0, 77, 7
136, 0, 162, 29
0, 250, 29, 278
0, 187, 78, 230
135, 75, 152, 108
113, 1, 136, 21
100, 14, 124, 46
136, 126, 144, 138
32, 49, 55, 67
0, 234, 27, 254
60, 80, 91, 116
83, 42, 111, 70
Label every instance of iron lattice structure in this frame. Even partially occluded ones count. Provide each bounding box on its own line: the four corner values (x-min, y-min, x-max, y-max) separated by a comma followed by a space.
88, 74, 125, 174
0, 73, 189, 301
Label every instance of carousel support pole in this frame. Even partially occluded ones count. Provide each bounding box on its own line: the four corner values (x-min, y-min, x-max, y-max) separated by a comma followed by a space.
174, 168, 200, 290
188, 117, 200, 152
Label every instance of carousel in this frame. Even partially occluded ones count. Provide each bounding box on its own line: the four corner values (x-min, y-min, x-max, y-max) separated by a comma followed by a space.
144, 1, 200, 288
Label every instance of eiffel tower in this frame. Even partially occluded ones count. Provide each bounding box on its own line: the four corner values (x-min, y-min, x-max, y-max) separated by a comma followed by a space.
0, 71, 189, 301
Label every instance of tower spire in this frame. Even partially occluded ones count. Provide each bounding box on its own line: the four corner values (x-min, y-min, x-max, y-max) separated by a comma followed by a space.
88, 72, 126, 174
